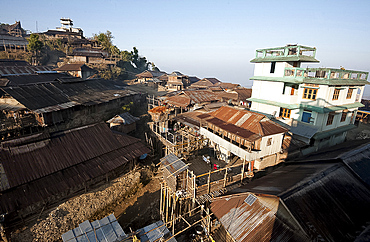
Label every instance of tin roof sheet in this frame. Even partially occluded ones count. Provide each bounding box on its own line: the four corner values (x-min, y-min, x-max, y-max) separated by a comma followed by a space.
0, 123, 150, 214
209, 106, 288, 137
165, 95, 191, 108
136, 220, 177, 242
211, 193, 309, 242
160, 153, 188, 177
232, 161, 370, 242
62, 214, 127, 242
182, 90, 219, 103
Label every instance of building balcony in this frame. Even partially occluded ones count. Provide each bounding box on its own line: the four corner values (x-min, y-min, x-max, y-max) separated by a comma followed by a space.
284, 67, 369, 81
251, 45, 319, 63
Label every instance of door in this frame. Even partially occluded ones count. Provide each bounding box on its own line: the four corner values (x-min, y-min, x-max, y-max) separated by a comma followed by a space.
302, 112, 312, 123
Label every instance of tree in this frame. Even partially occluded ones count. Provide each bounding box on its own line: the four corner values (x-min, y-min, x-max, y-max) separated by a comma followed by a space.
27, 34, 43, 53
150, 62, 160, 72
94, 30, 114, 53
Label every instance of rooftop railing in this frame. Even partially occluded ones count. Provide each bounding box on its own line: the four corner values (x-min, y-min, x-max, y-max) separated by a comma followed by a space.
255, 45, 317, 59
284, 67, 369, 80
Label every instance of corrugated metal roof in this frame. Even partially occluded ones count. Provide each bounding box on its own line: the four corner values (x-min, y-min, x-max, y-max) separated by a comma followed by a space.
0, 66, 54, 76
62, 214, 127, 242
106, 112, 140, 125
232, 161, 370, 242
165, 95, 191, 108
340, 142, 370, 186
234, 88, 252, 101
0, 123, 150, 214
54, 63, 93, 71
211, 193, 309, 242
209, 106, 288, 137
160, 153, 188, 177
136, 220, 177, 242
1, 79, 136, 112
182, 90, 219, 103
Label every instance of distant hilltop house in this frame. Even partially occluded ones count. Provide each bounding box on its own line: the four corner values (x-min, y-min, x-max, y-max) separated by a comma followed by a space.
66, 48, 116, 65
190, 77, 221, 89
0, 21, 28, 51
166, 71, 190, 92
248, 44, 369, 154
54, 63, 96, 79
43, 18, 84, 39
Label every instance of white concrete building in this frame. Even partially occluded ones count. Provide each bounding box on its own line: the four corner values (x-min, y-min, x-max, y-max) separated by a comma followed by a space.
248, 44, 369, 154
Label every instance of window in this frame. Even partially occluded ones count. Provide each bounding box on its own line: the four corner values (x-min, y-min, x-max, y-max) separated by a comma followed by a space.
303, 88, 317, 100
280, 108, 291, 118
340, 111, 347, 122
346, 88, 353, 99
270, 62, 276, 73
350, 112, 355, 123
332, 89, 340, 100
267, 138, 272, 146
326, 112, 335, 125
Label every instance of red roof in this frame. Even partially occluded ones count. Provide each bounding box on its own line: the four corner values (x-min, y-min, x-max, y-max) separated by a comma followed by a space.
165, 95, 191, 108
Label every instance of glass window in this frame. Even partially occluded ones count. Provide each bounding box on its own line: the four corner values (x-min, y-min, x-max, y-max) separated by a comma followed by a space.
303, 88, 317, 100
332, 89, 340, 100
346, 88, 353, 99
280, 108, 291, 118
326, 112, 335, 125
340, 111, 347, 122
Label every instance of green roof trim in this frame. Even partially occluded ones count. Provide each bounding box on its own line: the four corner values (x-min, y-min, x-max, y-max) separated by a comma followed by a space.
249, 98, 364, 113
250, 56, 319, 63
313, 124, 356, 140
250, 76, 301, 84
247, 98, 299, 109
249, 76, 369, 86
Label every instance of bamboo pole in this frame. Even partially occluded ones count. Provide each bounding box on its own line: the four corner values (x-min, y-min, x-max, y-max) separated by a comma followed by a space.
223, 168, 228, 187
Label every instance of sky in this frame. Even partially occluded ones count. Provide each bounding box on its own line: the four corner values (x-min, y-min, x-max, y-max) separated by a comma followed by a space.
1, 0, 370, 91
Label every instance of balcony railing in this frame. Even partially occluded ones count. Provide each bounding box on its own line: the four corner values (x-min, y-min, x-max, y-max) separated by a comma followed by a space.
256, 45, 316, 59
284, 67, 369, 80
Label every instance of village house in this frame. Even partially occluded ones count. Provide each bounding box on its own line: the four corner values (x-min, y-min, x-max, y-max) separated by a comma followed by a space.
106, 112, 140, 134
0, 21, 28, 52
190, 77, 221, 89
54, 63, 96, 79
166, 71, 190, 92
248, 44, 369, 154
0, 64, 142, 139
0, 123, 150, 224
135, 70, 167, 84
198, 106, 288, 169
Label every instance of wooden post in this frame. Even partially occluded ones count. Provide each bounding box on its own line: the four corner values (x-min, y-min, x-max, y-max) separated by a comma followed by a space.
241, 159, 246, 183
223, 168, 228, 187
207, 170, 211, 194
160, 183, 163, 220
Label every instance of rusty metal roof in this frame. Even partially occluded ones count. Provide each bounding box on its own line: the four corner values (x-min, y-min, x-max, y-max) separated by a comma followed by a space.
54, 63, 94, 72
232, 161, 370, 241
213, 82, 240, 89
182, 90, 219, 103
165, 95, 191, 108
136, 70, 167, 78
1, 79, 136, 112
0, 123, 150, 214
148, 106, 168, 114
0, 66, 54, 76
234, 88, 252, 101
211, 193, 309, 242
209, 106, 288, 137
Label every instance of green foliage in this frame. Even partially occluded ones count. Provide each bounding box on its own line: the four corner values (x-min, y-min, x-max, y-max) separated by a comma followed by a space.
130, 47, 149, 73
27, 34, 43, 53
94, 30, 114, 53
150, 62, 160, 72
122, 102, 134, 112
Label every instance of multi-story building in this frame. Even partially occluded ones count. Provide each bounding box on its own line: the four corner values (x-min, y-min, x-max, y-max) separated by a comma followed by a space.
248, 44, 369, 153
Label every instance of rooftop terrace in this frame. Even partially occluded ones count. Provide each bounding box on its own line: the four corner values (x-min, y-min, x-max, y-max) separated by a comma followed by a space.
250, 45, 319, 63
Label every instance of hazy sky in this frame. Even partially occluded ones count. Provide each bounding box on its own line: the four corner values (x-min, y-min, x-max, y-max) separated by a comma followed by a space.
1, 0, 370, 88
